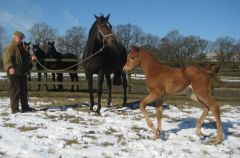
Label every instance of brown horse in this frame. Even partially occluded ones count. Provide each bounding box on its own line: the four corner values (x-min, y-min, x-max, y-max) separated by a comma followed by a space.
123, 45, 223, 144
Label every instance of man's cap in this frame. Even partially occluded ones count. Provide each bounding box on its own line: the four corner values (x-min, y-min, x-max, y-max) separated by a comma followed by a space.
13, 31, 25, 38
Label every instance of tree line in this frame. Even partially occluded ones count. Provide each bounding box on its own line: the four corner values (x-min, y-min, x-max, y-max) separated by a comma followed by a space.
0, 23, 240, 68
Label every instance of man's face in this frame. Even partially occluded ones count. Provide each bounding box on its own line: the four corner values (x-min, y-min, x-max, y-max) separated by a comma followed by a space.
13, 35, 23, 44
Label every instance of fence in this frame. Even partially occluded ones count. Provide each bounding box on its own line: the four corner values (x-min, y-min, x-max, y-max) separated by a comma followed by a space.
28, 59, 240, 96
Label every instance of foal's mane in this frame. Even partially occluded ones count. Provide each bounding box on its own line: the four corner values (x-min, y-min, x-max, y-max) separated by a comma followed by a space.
139, 47, 163, 66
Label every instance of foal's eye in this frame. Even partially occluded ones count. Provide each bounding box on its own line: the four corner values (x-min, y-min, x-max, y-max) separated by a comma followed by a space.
131, 57, 135, 60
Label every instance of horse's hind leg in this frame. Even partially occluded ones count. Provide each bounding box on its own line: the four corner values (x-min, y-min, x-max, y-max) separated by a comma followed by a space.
70, 73, 74, 91
37, 73, 41, 91
193, 86, 223, 144
121, 71, 127, 106
140, 92, 159, 137
75, 73, 79, 91
86, 72, 94, 111
52, 73, 56, 90
105, 74, 112, 107
152, 99, 163, 140
196, 106, 209, 136
96, 71, 104, 113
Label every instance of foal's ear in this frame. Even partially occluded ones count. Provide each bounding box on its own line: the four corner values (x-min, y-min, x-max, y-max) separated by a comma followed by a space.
131, 45, 140, 52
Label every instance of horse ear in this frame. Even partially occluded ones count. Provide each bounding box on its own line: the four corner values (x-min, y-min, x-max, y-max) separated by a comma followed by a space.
131, 45, 140, 52
94, 14, 99, 21
53, 41, 55, 45
106, 13, 110, 21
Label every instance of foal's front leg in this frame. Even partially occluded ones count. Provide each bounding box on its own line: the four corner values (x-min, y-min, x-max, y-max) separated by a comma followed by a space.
140, 92, 159, 138
151, 99, 163, 140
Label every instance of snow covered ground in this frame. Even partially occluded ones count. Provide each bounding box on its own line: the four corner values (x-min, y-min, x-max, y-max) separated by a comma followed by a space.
0, 98, 239, 158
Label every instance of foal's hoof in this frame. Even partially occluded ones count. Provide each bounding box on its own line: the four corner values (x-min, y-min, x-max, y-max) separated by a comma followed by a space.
151, 134, 160, 140
196, 130, 205, 136
214, 136, 223, 145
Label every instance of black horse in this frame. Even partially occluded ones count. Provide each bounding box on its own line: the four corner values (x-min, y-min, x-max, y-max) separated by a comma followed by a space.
83, 14, 127, 113
46, 41, 79, 91
23, 42, 33, 90
32, 44, 48, 91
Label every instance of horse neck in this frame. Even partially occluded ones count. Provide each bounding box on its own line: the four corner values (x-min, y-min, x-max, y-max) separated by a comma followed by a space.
139, 50, 162, 78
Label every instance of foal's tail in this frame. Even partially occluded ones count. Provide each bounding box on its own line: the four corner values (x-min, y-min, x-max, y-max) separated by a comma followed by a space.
113, 70, 122, 85
205, 63, 224, 86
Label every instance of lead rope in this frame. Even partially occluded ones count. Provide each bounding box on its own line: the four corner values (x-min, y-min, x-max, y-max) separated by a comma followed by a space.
34, 45, 106, 72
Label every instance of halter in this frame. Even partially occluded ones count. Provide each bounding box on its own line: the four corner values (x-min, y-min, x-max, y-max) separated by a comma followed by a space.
97, 22, 114, 42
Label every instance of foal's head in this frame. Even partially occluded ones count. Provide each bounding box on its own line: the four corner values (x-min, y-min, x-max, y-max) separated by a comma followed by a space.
94, 14, 115, 45
123, 45, 141, 72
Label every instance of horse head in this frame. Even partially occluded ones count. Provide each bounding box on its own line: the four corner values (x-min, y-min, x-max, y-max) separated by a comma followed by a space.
46, 41, 57, 57
93, 14, 115, 45
123, 45, 141, 72
23, 42, 31, 53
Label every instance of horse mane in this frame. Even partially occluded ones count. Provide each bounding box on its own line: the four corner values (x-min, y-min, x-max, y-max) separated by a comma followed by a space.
139, 47, 163, 66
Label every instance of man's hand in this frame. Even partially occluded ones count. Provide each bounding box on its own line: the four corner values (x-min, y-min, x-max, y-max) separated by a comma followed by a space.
9, 67, 15, 75
31, 55, 37, 61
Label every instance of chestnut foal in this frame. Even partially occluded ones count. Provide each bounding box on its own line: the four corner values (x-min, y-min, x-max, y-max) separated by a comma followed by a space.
123, 45, 223, 144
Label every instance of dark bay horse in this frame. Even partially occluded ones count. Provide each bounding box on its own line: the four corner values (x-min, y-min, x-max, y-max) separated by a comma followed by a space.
46, 41, 79, 91
83, 14, 127, 113
32, 44, 48, 90
23, 42, 33, 90
123, 45, 223, 144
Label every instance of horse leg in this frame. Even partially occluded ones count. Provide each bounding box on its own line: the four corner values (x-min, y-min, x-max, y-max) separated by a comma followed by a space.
70, 73, 74, 91
57, 73, 63, 91
96, 71, 104, 113
44, 73, 48, 91
28, 73, 31, 91
196, 106, 209, 136
86, 72, 94, 111
76, 73, 79, 91
52, 73, 56, 90
140, 92, 159, 137
151, 99, 163, 140
37, 73, 41, 91
121, 71, 127, 106
105, 74, 112, 107
193, 85, 223, 144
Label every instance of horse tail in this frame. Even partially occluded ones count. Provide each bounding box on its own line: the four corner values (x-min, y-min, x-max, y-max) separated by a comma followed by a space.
113, 70, 122, 85
205, 63, 224, 86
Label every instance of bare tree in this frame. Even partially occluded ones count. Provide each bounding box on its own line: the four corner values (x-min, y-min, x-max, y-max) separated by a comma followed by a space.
0, 25, 5, 54
114, 24, 144, 50
29, 23, 57, 46
57, 26, 86, 57
213, 37, 235, 62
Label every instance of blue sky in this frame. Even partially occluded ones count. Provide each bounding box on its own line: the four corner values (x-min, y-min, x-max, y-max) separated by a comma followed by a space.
0, 0, 239, 42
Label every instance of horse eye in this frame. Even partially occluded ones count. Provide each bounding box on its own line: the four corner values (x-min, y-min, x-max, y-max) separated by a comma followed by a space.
131, 57, 135, 60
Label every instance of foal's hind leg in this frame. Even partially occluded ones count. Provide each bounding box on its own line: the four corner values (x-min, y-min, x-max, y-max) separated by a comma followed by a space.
140, 92, 159, 136
193, 88, 223, 144
196, 105, 209, 136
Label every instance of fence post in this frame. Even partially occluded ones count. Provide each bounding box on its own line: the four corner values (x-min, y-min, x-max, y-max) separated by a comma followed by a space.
127, 73, 132, 94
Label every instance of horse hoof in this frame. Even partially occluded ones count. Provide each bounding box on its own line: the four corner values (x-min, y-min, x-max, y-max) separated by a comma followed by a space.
196, 130, 203, 136
214, 136, 223, 145
151, 134, 160, 140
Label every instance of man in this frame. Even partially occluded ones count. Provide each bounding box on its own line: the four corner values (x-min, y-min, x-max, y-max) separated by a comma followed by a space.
3, 31, 37, 114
